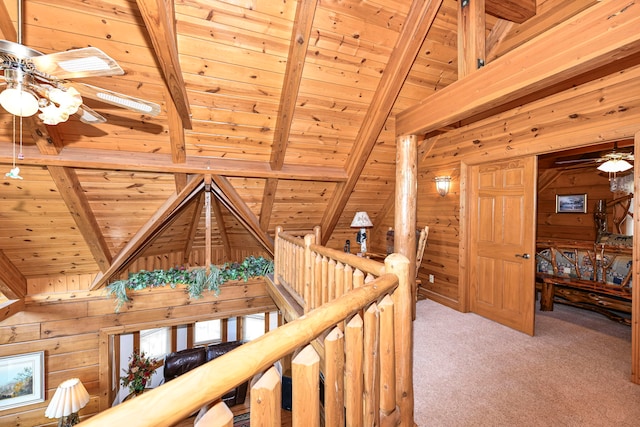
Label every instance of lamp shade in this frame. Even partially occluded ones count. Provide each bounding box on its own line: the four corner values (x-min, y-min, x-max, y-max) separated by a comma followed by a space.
351, 211, 373, 228
434, 176, 451, 197
45, 378, 90, 419
597, 159, 633, 173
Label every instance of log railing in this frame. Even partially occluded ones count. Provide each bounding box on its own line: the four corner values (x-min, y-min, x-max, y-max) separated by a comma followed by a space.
78, 228, 414, 426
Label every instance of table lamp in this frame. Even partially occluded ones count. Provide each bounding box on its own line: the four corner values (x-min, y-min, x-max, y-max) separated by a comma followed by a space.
45, 378, 90, 427
351, 211, 373, 254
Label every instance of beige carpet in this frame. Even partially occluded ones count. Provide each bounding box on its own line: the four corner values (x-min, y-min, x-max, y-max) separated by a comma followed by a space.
413, 299, 640, 426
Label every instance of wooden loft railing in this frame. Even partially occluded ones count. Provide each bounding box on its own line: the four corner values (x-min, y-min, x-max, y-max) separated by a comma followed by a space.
78, 227, 414, 426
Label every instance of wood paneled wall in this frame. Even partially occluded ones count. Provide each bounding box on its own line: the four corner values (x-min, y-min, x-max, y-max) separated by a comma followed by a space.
406, 64, 640, 311
537, 169, 613, 241
1, 269, 273, 426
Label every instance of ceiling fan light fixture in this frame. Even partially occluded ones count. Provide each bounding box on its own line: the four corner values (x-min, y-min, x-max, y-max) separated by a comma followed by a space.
0, 86, 39, 116
597, 159, 633, 173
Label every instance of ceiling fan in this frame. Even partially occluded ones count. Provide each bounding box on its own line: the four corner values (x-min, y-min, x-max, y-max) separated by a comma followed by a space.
0, 1, 160, 125
554, 144, 634, 170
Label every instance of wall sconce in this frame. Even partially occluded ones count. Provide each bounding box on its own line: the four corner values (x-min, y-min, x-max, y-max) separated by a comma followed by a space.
434, 176, 451, 197
350, 211, 373, 254
45, 378, 90, 426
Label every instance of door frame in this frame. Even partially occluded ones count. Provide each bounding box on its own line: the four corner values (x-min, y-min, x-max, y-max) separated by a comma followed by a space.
460, 137, 640, 383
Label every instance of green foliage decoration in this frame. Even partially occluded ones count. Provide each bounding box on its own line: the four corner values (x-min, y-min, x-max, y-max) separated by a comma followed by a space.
106, 256, 274, 312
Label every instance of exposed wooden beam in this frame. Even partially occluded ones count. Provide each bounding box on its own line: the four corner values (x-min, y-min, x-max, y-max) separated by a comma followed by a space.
397, 0, 640, 136
486, 19, 514, 61
211, 176, 274, 256
90, 175, 205, 290
174, 173, 188, 193
0, 299, 24, 322
29, 117, 64, 155
211, 195, 232, 260
458, 0, 486, 78
0, 0, 15, 41
485, 0, 535, 24
167, 89, 186, 164
48, 166, 113, 272
182, 192, 205, 264
0, 145, 347, 182
0, 250, 26, 300
269, 0, 318, 171
320, 0, 444, 244
136, 0, 192, 129
205, 174, 212, 267
259, 178, 278, 231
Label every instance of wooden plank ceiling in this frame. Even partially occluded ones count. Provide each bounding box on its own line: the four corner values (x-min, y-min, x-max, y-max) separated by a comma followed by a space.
0, 0, 609, 295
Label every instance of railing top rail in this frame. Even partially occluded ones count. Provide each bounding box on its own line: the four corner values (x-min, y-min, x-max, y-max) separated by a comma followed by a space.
277, 230, 384, 276
78, 268, 402, 427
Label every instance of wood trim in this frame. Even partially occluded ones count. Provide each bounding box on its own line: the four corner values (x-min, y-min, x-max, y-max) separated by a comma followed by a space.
211, 196, 231, 259
397, 0, 640, 136
259, 178, 279, 232
0, 0, 15, 41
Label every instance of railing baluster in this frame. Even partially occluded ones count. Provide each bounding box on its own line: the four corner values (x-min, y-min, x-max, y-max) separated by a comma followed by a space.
363, 303, 380, 426
194, 401, 233, 427
324, 327, 345, 427
292, 345, 320, 427
345, 314, 364, 426
379, 295, 396, 420
250, 366, 282, 426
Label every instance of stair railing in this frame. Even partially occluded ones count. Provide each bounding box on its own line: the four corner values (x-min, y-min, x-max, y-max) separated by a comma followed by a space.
78, 229, 414, 426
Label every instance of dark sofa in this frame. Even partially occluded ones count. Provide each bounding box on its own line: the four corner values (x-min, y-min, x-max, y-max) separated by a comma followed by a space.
163, 340, 248, 407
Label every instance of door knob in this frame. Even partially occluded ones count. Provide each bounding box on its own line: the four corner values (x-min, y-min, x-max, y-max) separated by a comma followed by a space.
515, 253, 530, 259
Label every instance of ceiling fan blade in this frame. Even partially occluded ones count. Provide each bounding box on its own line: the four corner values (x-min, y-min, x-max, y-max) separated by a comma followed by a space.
30, 47, 124, 79
77, 105, 107, 124
71, 83, 161, 116
554, 158, 598, 165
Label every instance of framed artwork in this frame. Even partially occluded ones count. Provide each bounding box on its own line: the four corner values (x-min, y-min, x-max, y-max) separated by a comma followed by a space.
0, 351, 45, 410
556, 194, 587, 213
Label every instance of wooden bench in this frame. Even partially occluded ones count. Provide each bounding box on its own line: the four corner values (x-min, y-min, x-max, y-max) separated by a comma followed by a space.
535, 239, 632, 325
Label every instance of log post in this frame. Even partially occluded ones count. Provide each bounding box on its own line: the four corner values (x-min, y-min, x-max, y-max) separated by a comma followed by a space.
395, 134, 418, 319
385, 253, 413, 426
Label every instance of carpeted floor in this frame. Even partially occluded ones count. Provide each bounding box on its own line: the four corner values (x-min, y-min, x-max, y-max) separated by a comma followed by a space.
413, 299, 640, 427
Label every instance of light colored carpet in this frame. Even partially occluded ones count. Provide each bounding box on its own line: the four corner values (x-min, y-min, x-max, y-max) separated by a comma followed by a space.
413, 299, 640, 427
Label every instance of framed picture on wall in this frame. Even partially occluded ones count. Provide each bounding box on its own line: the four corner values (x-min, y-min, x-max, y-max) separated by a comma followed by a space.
556, 194, 587, 213
0, 351, 45, 410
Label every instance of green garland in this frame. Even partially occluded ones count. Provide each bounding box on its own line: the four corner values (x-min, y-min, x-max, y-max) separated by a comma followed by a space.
106, 256, 274, 312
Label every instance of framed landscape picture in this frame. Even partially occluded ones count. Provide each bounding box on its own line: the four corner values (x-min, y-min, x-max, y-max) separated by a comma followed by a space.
556, 194, 587, 213
0, 351, 45, 410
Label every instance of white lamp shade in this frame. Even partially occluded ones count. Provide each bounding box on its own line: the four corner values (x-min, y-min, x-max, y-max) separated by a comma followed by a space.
0, 87, 39, 117
45, 378, 90, 418
597, 159, 633, 173
351, 211, 373, 228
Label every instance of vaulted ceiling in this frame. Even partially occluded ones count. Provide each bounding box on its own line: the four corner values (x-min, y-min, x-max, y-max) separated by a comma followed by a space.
0, 0, 612, 299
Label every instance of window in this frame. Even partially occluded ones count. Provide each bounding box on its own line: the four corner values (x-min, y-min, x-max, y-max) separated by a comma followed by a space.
194, 319, 222, 345
243, 313, 266, 341
140, 327, 170, 360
